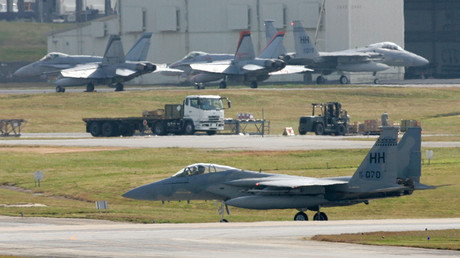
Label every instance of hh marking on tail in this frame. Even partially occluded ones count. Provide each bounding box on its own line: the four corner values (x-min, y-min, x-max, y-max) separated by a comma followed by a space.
370, 152, 385, 164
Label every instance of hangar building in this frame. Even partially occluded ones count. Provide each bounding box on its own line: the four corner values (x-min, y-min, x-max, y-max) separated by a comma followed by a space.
48, 0, 406, 85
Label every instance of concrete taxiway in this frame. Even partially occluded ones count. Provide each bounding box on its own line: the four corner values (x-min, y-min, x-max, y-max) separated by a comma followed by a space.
1, 134, 460, 151
0, 216, 458, 257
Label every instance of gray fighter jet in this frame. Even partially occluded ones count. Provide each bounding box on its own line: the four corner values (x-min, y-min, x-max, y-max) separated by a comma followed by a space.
14, 33, 153, 92
159, 30, 309, 89
123, 127, 433, 222
53, 34, 156, 92
267, 20, 429, 84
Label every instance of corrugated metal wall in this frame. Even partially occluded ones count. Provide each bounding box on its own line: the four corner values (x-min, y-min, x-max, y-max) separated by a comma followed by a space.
405, 0, 460, 78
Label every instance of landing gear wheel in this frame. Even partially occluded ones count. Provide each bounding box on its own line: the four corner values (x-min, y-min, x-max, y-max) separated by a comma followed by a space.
115, 83, 124, 91
314, 123, 324, 135
89, 122, 101, 137
219, 81, 227, 89
336, 124, 347, 136
195, 83, 205, 89
374, 78, 380, 84
339, 75, 350, 84
316, 76, 326, 84
184, 121, 195, 135
313, 212, 328, 221
250, 81, 258, 88
294, 211, 308, 221
153, 122, 166, 136
56, 86, 65, 93
86, 83, 95, 92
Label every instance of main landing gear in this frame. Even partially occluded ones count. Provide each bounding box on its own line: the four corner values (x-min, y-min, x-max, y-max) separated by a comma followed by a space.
294, 209, 329, 221
214, 201, 230, 222
56, 86, 66, 93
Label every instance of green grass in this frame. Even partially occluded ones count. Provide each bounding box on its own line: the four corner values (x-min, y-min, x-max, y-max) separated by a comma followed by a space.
0, 146, 458, 223
1, 86, 460, 135
311, 229, 460, 250
0, 21, 75, 62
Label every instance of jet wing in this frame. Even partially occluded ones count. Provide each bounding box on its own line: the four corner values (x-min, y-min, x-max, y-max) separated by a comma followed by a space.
226, 176, 347, 189
270, 65, 313, 75
60, 63, 103, 79
115, 68, 137, 77
241, 64, 265, 71
190, 62, 237, 74
156, 65, 186, 76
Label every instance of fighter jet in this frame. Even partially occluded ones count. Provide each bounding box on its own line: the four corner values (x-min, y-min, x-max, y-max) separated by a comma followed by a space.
268, 20, 429, 84
159, 30, 310, 89
14, 33, 154, 92
123, 127, 433, 222
53, 34, 156, 92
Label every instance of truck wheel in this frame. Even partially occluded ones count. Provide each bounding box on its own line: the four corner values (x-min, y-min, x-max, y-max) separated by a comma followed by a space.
336, 124, 347, 136
184, 121, 195, 135
206, 130, 217, 135
153, 122, 166, 136
298, 129, 307, 135
314, 123, 324, 135
102, 122, 116, 137
89, 122, 101, 137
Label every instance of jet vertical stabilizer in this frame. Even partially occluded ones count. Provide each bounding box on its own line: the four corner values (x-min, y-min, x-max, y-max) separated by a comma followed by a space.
234, 31, 255, 61
292, 20, 319, 59
102, 35, 125, 65
264, 20, 287, 57
258, 31, 286, 59
395, 127, 432, 190
348, 127, 399, 192
125, 32, 152, 62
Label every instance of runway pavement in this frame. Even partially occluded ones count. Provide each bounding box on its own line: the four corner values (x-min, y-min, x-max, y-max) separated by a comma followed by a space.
1, 134, 459, 151
0, 216, 458, 257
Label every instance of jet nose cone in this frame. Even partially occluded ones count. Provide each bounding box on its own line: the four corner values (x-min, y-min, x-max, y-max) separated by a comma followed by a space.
122, 185, 152, 200
123, 181, 165, 201
14, 63, 40, 77
415, 56, 429, 66
13, 66, 29, 77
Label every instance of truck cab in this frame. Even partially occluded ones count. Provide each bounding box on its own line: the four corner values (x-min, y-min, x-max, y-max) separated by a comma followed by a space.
182, 95, 231, 135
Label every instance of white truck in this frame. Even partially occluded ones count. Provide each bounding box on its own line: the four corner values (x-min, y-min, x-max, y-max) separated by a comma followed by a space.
83, 95, 231, 137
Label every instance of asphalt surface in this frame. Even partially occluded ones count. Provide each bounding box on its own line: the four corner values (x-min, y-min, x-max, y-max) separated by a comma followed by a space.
0, 216, 459, 257
1, 133, 459, 151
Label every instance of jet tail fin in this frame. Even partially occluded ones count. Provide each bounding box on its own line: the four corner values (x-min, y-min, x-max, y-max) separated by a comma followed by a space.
102, 35, 125, 65
234, 31, 255, 61
292, 20, 319, 59
348, 127, 399, 192
125, 32, 152, 61
264, 20, 287, 56
396, 127, 422, 183
258, 31, 286, 59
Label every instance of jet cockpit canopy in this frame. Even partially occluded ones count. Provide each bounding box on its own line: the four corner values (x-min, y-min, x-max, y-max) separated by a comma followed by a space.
183, 51, 208, 60
368, 42, 404, 51
40, 52, 68, 61
173, 163, 237, 177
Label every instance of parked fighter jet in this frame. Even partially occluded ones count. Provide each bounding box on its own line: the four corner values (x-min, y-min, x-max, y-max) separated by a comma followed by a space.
268, 20, 429, 84
14, 32, 153, 81
123, 127, 433, 222
159, 30, 309, 89
188, 30, 310, 88
53, 34, 156, 92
